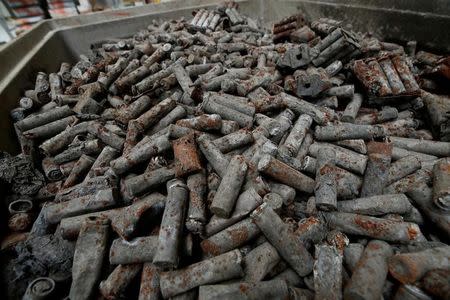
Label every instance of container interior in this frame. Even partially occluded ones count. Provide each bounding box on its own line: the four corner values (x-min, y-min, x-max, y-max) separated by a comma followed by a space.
0, 0, 449, 154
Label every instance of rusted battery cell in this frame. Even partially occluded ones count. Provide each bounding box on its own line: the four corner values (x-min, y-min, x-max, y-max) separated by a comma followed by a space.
312, 30, 359, 67
60, 192, 165, 239
341, 93, 364, 123
69, 216, 109, 300
44, 188, 118, 224
392, 55, 420, 93
337, 194, 412, 216
421, 91, 450, 142
212, 129, 253, 153
295, 216, 328, 250
159, 249, 243, 298
172, 133, 202, 177
279, 114, 312, 158
433, 158, 450, 211
315, 147, 338, 211
268, 181, 296, 205
251, 203, 314, 276
386, 155, 422, 185
132, 97, 177, 134
112, 46, 169, 93
109, 235, 192, 265
379, 55, 407, 95
315, 123, 386, 141
211, 155, 247, 217
16, 105, 74, 132
388, 246, 450, 284
243, 241, 281, 282
110, 135, 171, 175
314, 244, 343, 300
116, 95, 154, 124
62, 154, 95, 188
324, 212, 425, 242
99, 264, 142, 300
406, 182, 450, 239
384, 168, 432, 194
281, 92, 334, 125
201, 217, 260, 256
186, 170, 207, 234
197, 134, 230, 177
176, 114, 222, 131
148, 105, 187, 135
390, 136, 450, 157
343, 243, 364, 273
23, 115, 78, 140
335, 139, 367, 154
258, 154, 314, 193
202, 93, 254, 127
110, 236, 158, 265
344, 240, 393, 300
153, 179, 188, 269
309, 142, 367, 175
55, 174, 116, 203
362, 141, 393, 196
39, 121, 90, 156
87, 146, 119, 178
205, 187, 263, 237
138, 263, 161, 300
355, 106, 398, 125
352, 59, 391, 97
53, 139, 103, 164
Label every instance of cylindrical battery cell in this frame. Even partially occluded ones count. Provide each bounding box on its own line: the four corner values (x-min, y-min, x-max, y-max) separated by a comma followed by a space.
324, 212, 425, 243
344, 240, 393, 300
251, 203, 314, 277
361, 141, 392, 197
211, 155, 247, 218
159, 249, 243, 298
153, 179, 188, 269
201, 218, 260, 256
258, 154, 314, 193
388, 246, 450, 284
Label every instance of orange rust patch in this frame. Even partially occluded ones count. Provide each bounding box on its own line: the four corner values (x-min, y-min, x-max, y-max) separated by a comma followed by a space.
367, 141, 393, 156
239, 283, 249, 293
354, 215, 386, 236
439, 163, 450, 173
407, 226, 419, 240
296, 217, 319, 234
389, 255, 420, 284
201, 240, 221, 256
172, 133, 202, 177
229, 227, 249, 245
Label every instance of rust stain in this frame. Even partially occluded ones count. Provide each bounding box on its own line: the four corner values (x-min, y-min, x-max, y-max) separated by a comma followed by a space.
239, 283, 249, 293
172, 133, 202, 177
354, 215, 386, 236
296, 216, 319, 235
389, 255, 420, 284
407, 225, 419, 240
200, 240, 221, 256
229, 227, 249, 245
